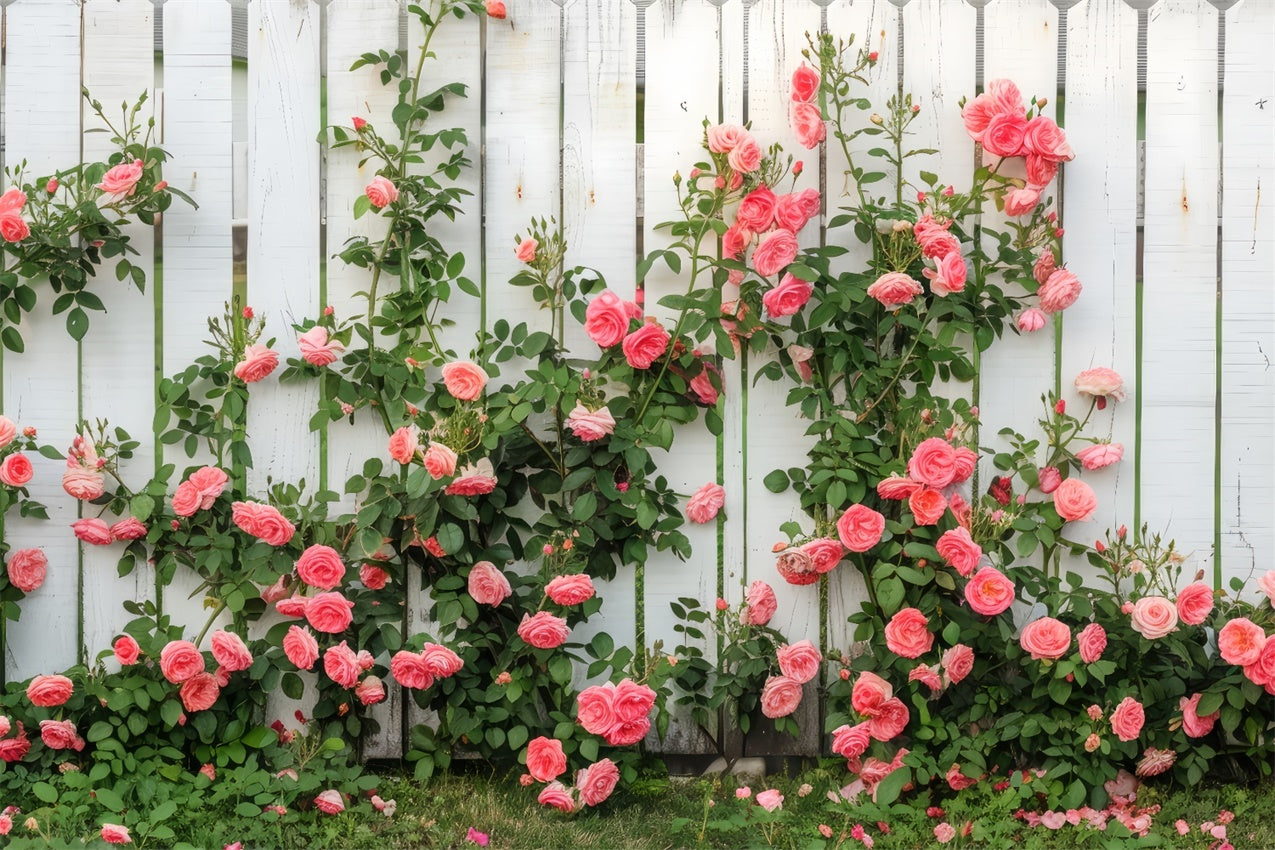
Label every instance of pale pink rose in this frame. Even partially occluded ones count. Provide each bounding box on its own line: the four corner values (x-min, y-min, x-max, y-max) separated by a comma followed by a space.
305, 592, 355, 634
751, 229, 799, 278
1077, 623, 1107, 663
356, 649, 376, 671
961, 94, 997, 142
910, 663, 943, 693
836, 504, 885, 553
441, 360, 488, 401
315, 789, 346, 814
790, 62, 820, 102
1217, 618, 1265, 666
981, 111, 1028, 158
936, 527, 982, 577
356, 675, 386, 706
1176, 582, 1214, 625
965, 566, 1015, 616
1135, 747, 1176, 777
388, 426, 420, 464
281, 625, 319, 670
210, 630, 253, 672
760, 674, 803, 718
1110, 696, 1145, 741
516, 238, 538, 264
1053, 478, 1097, 522
1020, 617, 1071, 661
63, 465, 106, 500
776, 551, 809, 585
923, 251, 967, 296
1074, 367, 1126, 402
1003, 186, 1040, 217
468, 561, 511, 605
773, 189, 821, 233
762, 273, 813, 318
445, 458, 498, 496
942, 644, 974, 684
180, 672, 220, 712
742, 580, 777, 626
1130, 596, 1178, 639
323, 642, 361, 689
686, 482, 726, 524
1023, 115, 1074, 162
101, 823, 132, 845
296, 544, 346, 590
537, 782, 577, 813
233, 344, 278, 383
831, 722, 872, 759
0, 214, 21, 244
1038, 268, 1082, 313
365, 176, 398, 208
867, 697, 909, 741
518, 611, 570, 649
527, 737, 567, 782
884, 608, 933, 659
988, 79, 1028, 115
0, 453, 32, 488
1258, 570, 1275, 607
421, 643, 464, 678
359, 563, 390, 590
790, 101, 825, 149
851, 671, 894, 715
72, 517, 114, 545
6, 548, 47, 593
545, 574, 595, 606
421, 441, 458, 479
1076, 442, 1123, 470
866, 272, 923, 307
297, 326, 344, 367
577, 758, 620, 807
776, 641, 821, 684
113, 635, 141, 665
576, 684, 618, 736
27, 674, 74, 707
1179, 693, 1219, 738
706, 123, 748, 153
908, 488, 947, 525
800, 538, 844, 574
1037, 466, 1062, 494
877, 475, 922, 500
109, 517, 147, 541
96, 159, 144, 201
1027, 153, 1060, 186
622, 322, 670, 369
727, 135, 763, 173
390, 650, 433, 689
735, 186, 777, 232
584, 290, 637, 347
564, 403, 616, 442
908, 438, 957, 488
0, 417, 15, 448
788, 343, 814, 382
159, 640, 205, 683
755, 789, 784, 812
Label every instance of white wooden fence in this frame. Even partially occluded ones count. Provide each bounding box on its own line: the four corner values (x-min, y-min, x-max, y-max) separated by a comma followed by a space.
0, 0, 1271, 757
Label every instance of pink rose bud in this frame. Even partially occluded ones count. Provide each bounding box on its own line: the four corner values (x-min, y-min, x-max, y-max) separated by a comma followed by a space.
340, 402, 354, 415
1054, 399, 1066, 415
1054, 227, 1065, 238
171, 520, 180, 530
968, 406, 979, 418
154, 180, 168, 192
714, 175, 726, 189
323, 305, 334, 316
1017, 308, 1047, 333
916, 191, 927, 203
542, 544, 553, 554
242, 307, 254, 319
1118, 525, 1127, 539
715, 598, 729, 611
911, 104, 921, 113
792, 161, 803, 175
486, 0, 506, 19
868, 51, 879, 62
47, 178, 59, 193
582, 368, 591, 379
353, 116, 367, 130
1095, 540, 1106, 553
22, 426, 36, 438
943, 186, 954, 197
1121, 602, 1134, 614
1037, 97, 1048, 108
616, 482, 628, 492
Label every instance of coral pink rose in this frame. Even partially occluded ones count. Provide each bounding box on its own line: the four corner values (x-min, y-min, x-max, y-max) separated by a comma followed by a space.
6, 548, 47, 593
965, 566, 1015, 616
171, 480, 201, 516
1038, 268, 1082, 313
908, 438, 958, 489
297, 325, 344, 367
908, 488, 947, 525
72, 517, 114, 545
518, 611, 570, 649
1034, 250, 1057, 285
831, 722, 872, 759
1217, 618, 1265, 666
689, 364, 720, 405
1017, 307, 1047, 333
924, 251, 968, 296
40, 719, 84, 751
914, 214, 959, 258
210, 630, 253, 672
359, 563, 390, 590
1026, 154, 1060, 186
981, 110, 1028, 158
234, 344, 278, 383
101, 823, 131, 845
1003, 186, 1040, 217
851, 671, 893, 715
390, 650, 432, 689
622, 322, 670, 369
63, 465, 106, 500
96, 159, 145, 201
1019, 617, 1071, 661
486, 1, 507, 20
762, 273, 813, 318
951, 447, 978, 484
160, 640, 205, 683
1245, 637, 1275, 687
388, 426, 420, 463
742, 580, 777, 626
231, 501, 296, 546
722, 222, 752, 259
421, 643, 464, 677
884, 608, 933, 659
109, 517, 147, 541
315, 789, 346, 814
791, 62, 820, 102
790, 101, 825, 149
0, 453, 32, 488
281, 625, 319, 670
545, 574, 595, 606
576, 685, 618, 736
1074, 367, 1126, 403
538, 782, 577, 813
1179, 693, 1219, 738
867, 697, 909, 741
1130, 596, 1178, 639
0, 212, 29, 243
867, 271, 923, 307
584, 290, 637, 348
1036, 466, 1062, 494
323, 642, 361, 689
836, 504, 885, 553
114, 635, 141, 666
756, 789, 784, 812
1258, 570, 1275, 607
356, 675, 386, 706
27, 674, 74, 707
910, 663, 944, 692
760, 674, 803, 718
468, 561, 511, 605
877, 475, 922, 500
727, 135, 762, 173
445, 458, 498, 495
1023, 115, 1074, 162
441, 360, 488, 401
686, 482, 726, 524
707, 123, 748, 153
800, 537, 844, 574
942, 644, 974, 684
936, 527, 982, 577
577, 758, 620, 807
305, 592, 355, 634
1053, 478, 1097, 522
179, 672, 220, 712
1076, 442, 1123, 470
751, 229, 799, 278
1077, 623, 1107, 663
1110, 696, 1145, 741
773, 189, 821, 233
275, 594, 309, 618
526, 736, 567, 782
296, 544, 346, 590
365, 176, 398, 208
423, 441, 459, 478
776, 640, 821, 684
775, 548, 817, 586
564, 403, 616, 442
735, 186, 776, 232
0, 417, 14, 448
515, 237, 537, 263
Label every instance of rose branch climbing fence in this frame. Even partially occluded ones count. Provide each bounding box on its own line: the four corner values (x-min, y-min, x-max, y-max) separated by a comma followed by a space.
0, 0, 1270, 771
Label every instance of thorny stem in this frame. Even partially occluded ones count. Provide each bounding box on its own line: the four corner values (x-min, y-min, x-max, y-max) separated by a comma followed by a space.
194, 599, 228, 648
854, 305, 929, 424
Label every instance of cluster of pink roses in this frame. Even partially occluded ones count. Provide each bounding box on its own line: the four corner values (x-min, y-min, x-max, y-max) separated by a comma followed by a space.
524, 737, 620, 812
759, 639, 821, 718
866, 213, 968, 309
389, 643, 463, 694
721, 177, 819, 285
0, 420, 34, 491
575, 678, 657, 747
773, 536, 844, 586
788, 62, 826, 149
583, 289, 670, 371
1217, 612, 1275, 694
0, 187, 31, 243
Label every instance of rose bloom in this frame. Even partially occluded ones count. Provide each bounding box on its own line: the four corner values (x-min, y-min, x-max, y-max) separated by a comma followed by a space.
831, 722, 872, 759
884, 608, 933, 659
179, 672, 221, 712
1017, 307, 1047, 333
423, 441, 459, 478
910, 663, 943, 693
297, 325, 344, 367
275, 594, 309, 618
622, 322, 671, 369
867, 271, 923, 307
27, 674, 74, 707
159, 640, 205, 683
526, 736, 567, 782
752, 228, 799, 277
964, 566, 1016, 616
934, 823, 957, 844
735, 186, 776, 232
776, 548, 817, 586
577, 758, 620, 807
359, 563, 390, 590
97, 159, 145, 201
936, 527, 982, 577
908, 438, 957, 488
1019, 617, 1071, 661
773, 189, 821, 233
584, 290, 638, 347
72, 517, 114, 545
538, 782, 577, 813
1136, 747, 1176, 777
914, 214, 959, 258
0, 416, 14, 448
760, 674, 803, 718
1074, 366, 1126, 403
365, 175, 398, 208
851, 671, 894, 715
762, 273, 813, 318
324, 642, 362, 689
576, 684, 619, 736
468, 561, 511, 605
234, 344, 278, 383
305, 592, 355, 634
1027, 153, 1060, 185
390, 651, 432, 690
942, 644, 974, 684
0, 453, 33, 488
867, 697, 909, 741
877, 474, 922, 500
355, 675, 386, 706
951, 446, 978, 484
231, 500, 296, 546
101, 823, 132, 845
421, 643, 464, 678
836, 504, 885, 552
981, 110, 1028, 158
1110, 696, 1145, 741
689, 365, 720, 406
707, 123, 747, 153
389, 426, 420, 465
295, 544, 346, 591
1002, 186, 1040, 217
790, 101, 825, 149
6, 548, 47, 593
791, 62, 820, 102
1172, 581, 1214, 626
315, 789, 346, 815
727, 134, 763, 173
210, 630, 253, 672
800, 537, 844, 574
518, 611, 570, 649
486, 0, 506, 19
908, 487, 947, 525
545, 574, 595, 606
755, 789, 784, 813
1024, 115, 1074, 161
564, 403, 616, 442
515, 237, 537, 263
722, 222, 752, 259
742, 580, 777, 626
1258, 569, 1275, 607
109, 517, 147, 541
63, 465, 106, 500
1077, 622, 1107, 663
924, 250, 968, 296
0, 211, 29, 243
1053, 478, 1097, 522
776, 640, 822, 684
441, 360, 488, 401
1038, 268, 1082, 313
686, 482, 726, 524
444, 458, 498, 496
114, 635, 141, 666
1130, 595, 1178, 640
1179, 693, 1219, 738
1217, 617, 1266, 666
1076, 442, 1123, 470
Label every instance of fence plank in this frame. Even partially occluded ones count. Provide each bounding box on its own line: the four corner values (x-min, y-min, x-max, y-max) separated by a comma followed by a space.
1141, 0, 1218, 575
899, 0, 976, 193
80, 0, 158, 662
1220, 0, 1275, 595
2, 0, 84, 681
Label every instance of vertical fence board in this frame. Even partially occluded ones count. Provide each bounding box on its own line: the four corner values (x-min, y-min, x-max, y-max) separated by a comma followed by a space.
80, 0, 157, 660
899, 0, 976, 193
1220, 0, 1275, 594
1141, 0, 1218, 575
2, 0, 84, 680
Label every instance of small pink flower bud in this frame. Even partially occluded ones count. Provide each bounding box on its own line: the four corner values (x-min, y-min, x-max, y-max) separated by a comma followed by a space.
943, 186, 954, 197
792, 161, 804, 175
47, 178, 59, 193
353, 116, 367, 130
916, 191, 927, 203
1054, 399, 1066, 415
868, 51, 879, 62
242, 307, 254, 319
715, 598, 729, 611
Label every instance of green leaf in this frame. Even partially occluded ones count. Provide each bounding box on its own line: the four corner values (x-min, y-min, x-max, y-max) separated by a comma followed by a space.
66, 307, 89, 340
95, 787, 127, 813
762, 469, 789, 494
0, 326, 23, 353
32, 781, 58, 804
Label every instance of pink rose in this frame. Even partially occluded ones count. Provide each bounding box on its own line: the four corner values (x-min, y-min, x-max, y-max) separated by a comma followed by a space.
275, 594, 309, 618
72, 517, 114, 545
722, 222, 752, 259
1172, 583, 1214, 627
40, 719, 83, 751
762, 273, 813, 318
282, 625, 319, 670
1027, 154, 1060, 186
1019, 617, 1071, 661
232, 501, 295, 545
233, 344, 278, 383
297, 325, 344, 367
1076, 442, 1123, 470
914, 214, 959, 258
1258, 570, 1275, 607
867, 697, 909, 741
6, 548, 47, 593
936, 527, 982, 577
1038, 268, 1082, 313
981, 111, 1028, 158
910, 665, 943, 694
323, 642, 361, 689
485, 0, 506, 19
296, 544, 346, 591
1074, 367, 1126, 402
1003, 186, 1040, 217
468, 561, 511, 605
1023, 115, 1074, 162
365, 176, 398, 208
1037, 466, 1062, 494
584, 290, 637, 348
884, 608, 933, 659
160, 640, 205, 683
27, 674, 74, 707
441, 360, 488, 401
1217, 618, 1265, 666
1110, 696, 1145, 741
622, 322, 670, 369
851, 671, 893, 715
727, 135, 763, 173
877, 475, 922, 500
109, 517, 147, 541
751, 229, 798, 278
518, 611, 570, 649
934, 823, 956, 844
789, 101, 825, 149
390, 650, 433, 689
1053, 478, 1097, 522
515, 238, 538, 264
961, 94, 997, 142
305, 592, 355, 634
171, 480, 201, 517
1077, 623, 1107, 663
951, 447, 978, 483
965, 566, 1015, 616
101, 824, 132, 845
538, 782, 577, 813
0, 212, 29, 243
445, 458, 498, 496
755, 789, 784, 812
421, 643, 464, 677
1179, 693, 1219, 738
63, 465, 106, 500
315, 789, 346, 814
689, 367, 720, 405
564, 403, 616, 442
0, 416, 15, 448
1034, 250, 1057, 285
908, 438, 958, 489
742, 580, 777, 626
831, 722, 872, 759
706, 123, 748, 153
576, 685, 618, 736
686, 482, 726, 524
942, 644, 974, 684
773, 188, 821, 233
776, 548, 819, 586
735, 186, 776, 232
760, 674, 803, 718
0, 453, 33, 487
113, 635, 141, 666
356, 675, 386, 706
577, 758, 620, 807
836, 504, 885, 553
423, 442, 458, 478
1245, 637, 1275, 687
545, 574, 595, 606
96, 159, 144, 201
1017, 307, 1047, 332
800, 537, 844, 574
388, 427, 420, 464
526, 736, 567, 782
776, 640, 821, 684
924, 251, 968, 296
790, 62, 820, 102
179, 672, 220, 712
908, 488, 947, 525
1130, 596, 1178, 639
210, 630, 253, 672
359, 563, 390, 590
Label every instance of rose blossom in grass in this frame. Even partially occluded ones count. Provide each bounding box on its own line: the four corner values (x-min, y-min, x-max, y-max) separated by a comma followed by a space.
1019, 617, 1071, 661
546, 574, 595, 606
1180, 693, 1219, 737
908, 487, 947, 525
445, 458, 498, 496
1130, 595, 1178, 640
305, 592, 355, 634
114, 635, 141, 666
943, 644, 974, 684
359, 563, 390, 590
1077, 623, 1107, 663
233, 344, 279, 383
622, 322, 670, 369
526, 736, 567, 782
936, 527, 982, 577
1053, 477, 1097, 522
742, 580, 777, 625
390, 651, 433, 690
6, 548, 47, 593
564, 403, 616, 442
1217, 617, 1266, 666
1136, 748, 1176, 777
315, 789, 346, 814
686, 482, 726, 524
231, 500, 296, 546
760, 675, 803, 718
777, 640, 822, 684
515, 237, 538, 263
884, 608, 933, 658
836, 504, 885, 552
1110, 696, 1145, 741
210, 630, 253, 672
538, 782, 577, 813
518, 611, 570, 649
180, 672, 221, 712
160, 640, 205, 683
577, 758, 620, 807
1076, 442, 1124, 470
101, 823, 132, 845
27, 674, 73, 707
441, 360, 488, 401
755, 789, 784, 812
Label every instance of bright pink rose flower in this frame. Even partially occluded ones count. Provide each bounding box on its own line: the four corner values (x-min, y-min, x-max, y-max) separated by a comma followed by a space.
1019, 617, 1071, 661
1246, 637, 1275, 687
742, 580, 777, 626
359, 563, 390, 590
1027, 154, 1060, 185
422, 441, 459, 478
0, 453, 33, 488
622, 322, 670, 369
365, 176, 398, 208
231, 501, 296, 546
707, 123, 747, 153
936, 527, 982, 577
831, 722, 872, 759
275, 594, 309, 618
866, 697, 909, 741
735, 186, 776, 232
1076, 442, 1123, 470
762, 273, 813, 318
27, 674, 73, 707
773, 189, 821, 233
951, 447, 978, 483
518, 611, 570, 649
109, 517, 147, 541
760, 674, 803, 718
564, 403, 616, 442
1077, 623, 1107, 663
1038, 268, 1082, 313
323, 642, 362, 689
63, 465, 106, 500
1179, 693, 1219, 738
516, 237, 538, 263
160, 640, 205, 683
296, 544, 346, 590
942, 644, 974, 684
1003, 186, 1040, 217
545, 574, 595, 606
790, 62, 820, 102
96, 159, 144, 201
885, 608, 933, 659
1130, 595, 1178, 640
1217, 618, 1265, 666
297, 325, 344, 367
314, 789, 346, 814
468, 561, 511, 605
751, 229, 799, 278
776, 548, 817, 586
0, 418, 13, 448
965, 566, 1015, 616
179, 672, 221, 712
876, 474, 922, 500
800, 537, 844, 574
390, 650, 433, 690
114, 635, 141, 666
722, 222, 752, 259
914, 214, 959, 258
686, 482, 726, 524
1258, 570, 1275, 607
1054, 477, 1097, 522
789, 101, 825, 149
441, 360, 488, 401
210, 630, 253, 672
305, 592, 355, 634
867, 271, 923, 307
1017, 307, 1047, 332
421, 643, 464, 678
908, 438, 957, 488
6, 548, 47, 593
40, 718, 84, 751
1110, 696, 1145, 741
1023, 115, 1074, 161
755, 789, 784, 812
776, 640, 821, 684
356, 675, 387, 706
171, 480, 201, 517
584, 290, 637, 348
908, 488, 947, 525
234, 344, 278, 383
909, 663, 943, 693
836, 504, 885, 553
576, 684, 618, 736
923, 251, 968, 296
537, 782, 577, 813
1037, 466, 1062, 494
101, 824, 132, 845
526, 736, 567, 782
445, 459, 498, 496
485, 0, 506, 19
851, 671, 893, 715
577, 758, 620, 807
981, 111, 1028, 158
